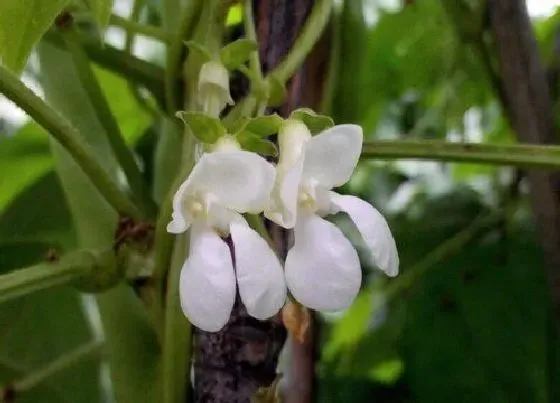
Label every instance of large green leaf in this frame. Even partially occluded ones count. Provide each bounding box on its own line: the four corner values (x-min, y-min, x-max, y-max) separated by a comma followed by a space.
84, 0, 113, 29
0, 172, 74, 247
0, 122, 52, 209
403, 228, 547, 403
0, 0, 69, 73
0, 170, 99, 402
38, 41, 160, 402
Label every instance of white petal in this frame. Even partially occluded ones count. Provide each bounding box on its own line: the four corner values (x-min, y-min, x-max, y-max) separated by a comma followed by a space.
302, 124, 363, 189
285, 213, 361, 311
329, 192, 399, 277
167, 179, 192, 234
179, 224, 236, 331
264, 154, 305, 228
230, 219, 286, 319
188, 150, 276, 213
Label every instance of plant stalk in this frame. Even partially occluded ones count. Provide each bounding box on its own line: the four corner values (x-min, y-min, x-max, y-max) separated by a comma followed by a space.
0, 64, 143, 220
62, 28, 158, 218
361, 140, 560, 169
0, 250, 97, 304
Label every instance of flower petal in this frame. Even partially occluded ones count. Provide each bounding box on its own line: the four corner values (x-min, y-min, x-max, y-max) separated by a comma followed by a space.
302, 124, 363, 189
179, 224, 236, 331
188, 150, 276, 213
167, 179, 193, 234
230, 219, 286, 319
285, 213, 361, 311
264, 154, 305, 228
329, 192, 399, 277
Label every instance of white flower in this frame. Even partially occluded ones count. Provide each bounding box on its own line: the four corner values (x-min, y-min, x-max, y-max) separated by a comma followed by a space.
265, 121, 399, 311
168, 149, 286, 331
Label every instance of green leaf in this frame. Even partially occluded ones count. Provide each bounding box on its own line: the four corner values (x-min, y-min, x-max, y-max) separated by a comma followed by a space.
38, 41, 160, 402
219, 39, 258, 70
184, 40, 213, 63
176, 111, 225, 144
0, 287, 102, 403
236, 132, 278, 156
0, 122, 52, 209
0, 173, 98, 403
0, 172, 74, 247
225, 3, 243, 27
244, 114, 283, 137
84, 0, 113, 29
403, 226, 548, 403
0, 0, 69, 73
231, 114, 283, 137
290, 108, 334, 135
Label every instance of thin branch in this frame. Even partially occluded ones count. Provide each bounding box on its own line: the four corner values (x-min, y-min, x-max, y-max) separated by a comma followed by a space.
164, 0, 203, 113
224, 0, 333, 124
0, 250, 98, 304
109, 14, 168, 42
42, 30, 167, 108
62, 28, 158, 219
244, 0, 263, 82
0, 64, 143, 220
124, 0, 160, 118
361, 140, 560, 169
269, 0, 332, 83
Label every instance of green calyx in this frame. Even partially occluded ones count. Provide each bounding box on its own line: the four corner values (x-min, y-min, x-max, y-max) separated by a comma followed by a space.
289, 108, 334, 135
176, 111, 226, 144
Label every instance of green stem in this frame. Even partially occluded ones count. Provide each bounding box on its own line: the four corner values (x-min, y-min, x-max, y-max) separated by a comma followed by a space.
109, 14, 168, 42
164, 0, 203, 113
42, 31, 167, 108
158, 133, 196, 403
225, 0, 332, 123
0, 64, 143, 220
361, 140, 560, 169
244, 0, 263, 82
0, 250, 97, 304
243, 0, 267, 118
124, 0, 160, 118
269, 0, 332, 83
62, 28, 158, 219
162, 234, 192, 403
1, 341, 104, 396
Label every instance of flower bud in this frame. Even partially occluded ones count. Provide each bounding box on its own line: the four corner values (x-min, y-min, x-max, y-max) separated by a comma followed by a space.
198, 61, 234, 116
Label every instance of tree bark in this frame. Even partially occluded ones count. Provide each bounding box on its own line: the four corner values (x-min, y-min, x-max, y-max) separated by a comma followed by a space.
192, 1, 329, 402
488, 0, 560, 319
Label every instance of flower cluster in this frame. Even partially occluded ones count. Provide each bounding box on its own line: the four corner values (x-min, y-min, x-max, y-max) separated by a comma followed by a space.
167, 53, 399, 332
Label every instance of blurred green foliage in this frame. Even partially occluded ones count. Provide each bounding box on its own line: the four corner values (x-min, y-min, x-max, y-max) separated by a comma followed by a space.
0, 0, 559, 402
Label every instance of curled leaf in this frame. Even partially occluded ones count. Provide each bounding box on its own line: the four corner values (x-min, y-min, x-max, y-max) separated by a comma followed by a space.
220, 38, 258, 70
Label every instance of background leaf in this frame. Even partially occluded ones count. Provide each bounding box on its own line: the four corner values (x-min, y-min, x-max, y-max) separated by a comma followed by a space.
85, 0, 113, 30
0, 169, 101, 403
0, 0, 69, 73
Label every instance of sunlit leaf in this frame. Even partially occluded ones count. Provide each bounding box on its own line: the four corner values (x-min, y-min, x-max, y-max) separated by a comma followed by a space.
0, 0, 69, 73
84, 0, 113, 29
